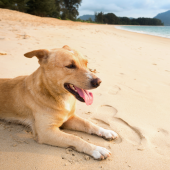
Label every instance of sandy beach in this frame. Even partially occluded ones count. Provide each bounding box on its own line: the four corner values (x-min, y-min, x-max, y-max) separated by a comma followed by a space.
0, 8, 170, 170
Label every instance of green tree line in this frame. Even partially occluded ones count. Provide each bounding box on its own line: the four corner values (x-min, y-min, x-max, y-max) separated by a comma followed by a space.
0, 0, 82, 20
95, 12, 164, 26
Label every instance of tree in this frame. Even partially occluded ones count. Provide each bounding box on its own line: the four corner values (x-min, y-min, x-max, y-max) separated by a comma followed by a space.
118, 17, 131, 25
14, 0, 29, 12
104, 13, 118, 24
95, 11, 104, 23
26, 0, 57, 17
0, 0, 28, 12
0, 0, 15, 9
88, 17, 92, 22
0, 0, 83, 20
61, 0, 82, 20
53, 0, 62, 18
95, 12, 118, 24
95, 12, 163, 25
94, 12, 98, 22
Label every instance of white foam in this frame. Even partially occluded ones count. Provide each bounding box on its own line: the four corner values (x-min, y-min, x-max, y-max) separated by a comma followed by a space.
115, 26, 170, 39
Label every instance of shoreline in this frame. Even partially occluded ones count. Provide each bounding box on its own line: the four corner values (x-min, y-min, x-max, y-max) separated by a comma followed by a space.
114, 25, 170, 39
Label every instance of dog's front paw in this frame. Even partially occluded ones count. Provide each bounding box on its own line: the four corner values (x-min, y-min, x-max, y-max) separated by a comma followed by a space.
92, 146, 111, 160
98, 127, 118, 140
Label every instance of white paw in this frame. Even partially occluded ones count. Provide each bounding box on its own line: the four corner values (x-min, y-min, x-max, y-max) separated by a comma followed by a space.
98, 127, 118, 140
92, 146, 111, 160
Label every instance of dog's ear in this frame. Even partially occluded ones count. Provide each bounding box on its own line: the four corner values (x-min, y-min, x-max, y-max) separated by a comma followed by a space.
24, 49, 49, 64
62, 45, 72, 51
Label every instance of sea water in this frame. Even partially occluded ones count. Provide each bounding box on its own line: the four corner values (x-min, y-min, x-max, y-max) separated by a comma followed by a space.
115, 26, 170, 39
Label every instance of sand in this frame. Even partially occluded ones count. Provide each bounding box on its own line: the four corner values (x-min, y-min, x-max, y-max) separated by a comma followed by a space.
0, 8, 170, 170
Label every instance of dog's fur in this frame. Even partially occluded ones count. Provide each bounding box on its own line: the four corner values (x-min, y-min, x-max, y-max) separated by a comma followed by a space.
0, 45, 118, 160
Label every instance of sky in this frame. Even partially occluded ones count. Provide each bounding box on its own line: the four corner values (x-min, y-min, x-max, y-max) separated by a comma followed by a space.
78, 0, 170, 18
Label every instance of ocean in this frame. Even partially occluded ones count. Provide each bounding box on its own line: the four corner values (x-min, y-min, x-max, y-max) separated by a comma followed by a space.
115, 26, 170, 39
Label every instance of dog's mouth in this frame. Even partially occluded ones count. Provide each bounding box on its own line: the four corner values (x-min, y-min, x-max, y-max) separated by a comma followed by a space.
64, 83, 93, 105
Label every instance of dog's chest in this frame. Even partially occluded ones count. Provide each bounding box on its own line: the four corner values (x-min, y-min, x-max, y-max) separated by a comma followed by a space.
59, 95, 76, 123
64, 101, 71, 112
62, 100, 75, 123
63, 115, 71, 123
62, 94, 75, 112
62, 102, 73, 123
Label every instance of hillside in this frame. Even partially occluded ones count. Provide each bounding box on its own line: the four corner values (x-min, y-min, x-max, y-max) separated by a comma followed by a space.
0, 8, 88, 26
154, 10, 170, 26
79, 15, 95, 21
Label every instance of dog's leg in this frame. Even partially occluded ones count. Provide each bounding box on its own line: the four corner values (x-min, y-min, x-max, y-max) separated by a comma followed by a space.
37, 127, 111, 160
62, 115, 118, 140
34, 115, 111, 160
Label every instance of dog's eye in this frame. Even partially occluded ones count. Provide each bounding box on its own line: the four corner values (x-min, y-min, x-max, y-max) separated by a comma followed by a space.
65, 64, 76, 69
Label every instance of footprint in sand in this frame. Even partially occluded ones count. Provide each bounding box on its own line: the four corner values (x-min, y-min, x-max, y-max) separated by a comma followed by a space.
93, 105, 117, 126
93, 105, 145, 146
112, 117, 145, 146
108, 85, 121, 95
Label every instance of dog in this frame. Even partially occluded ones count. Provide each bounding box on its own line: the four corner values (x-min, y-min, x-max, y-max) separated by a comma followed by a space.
0, 45, 118, 160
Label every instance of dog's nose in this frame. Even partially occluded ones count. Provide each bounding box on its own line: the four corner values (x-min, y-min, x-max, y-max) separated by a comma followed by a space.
91, 78, 102, 88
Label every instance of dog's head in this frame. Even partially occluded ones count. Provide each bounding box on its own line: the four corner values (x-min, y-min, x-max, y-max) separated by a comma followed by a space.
24, 45, 101, 105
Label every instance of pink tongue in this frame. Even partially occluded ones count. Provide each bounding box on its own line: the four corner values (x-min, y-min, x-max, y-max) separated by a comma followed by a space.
74, 86, 93, 105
